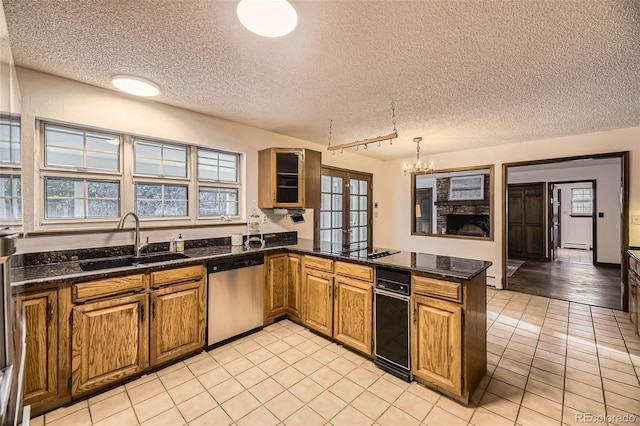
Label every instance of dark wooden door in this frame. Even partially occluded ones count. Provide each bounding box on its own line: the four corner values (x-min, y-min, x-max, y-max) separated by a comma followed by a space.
508, 183, 545, 260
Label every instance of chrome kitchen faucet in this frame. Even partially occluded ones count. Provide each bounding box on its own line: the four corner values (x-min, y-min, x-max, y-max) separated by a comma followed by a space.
117, 212, 149, 257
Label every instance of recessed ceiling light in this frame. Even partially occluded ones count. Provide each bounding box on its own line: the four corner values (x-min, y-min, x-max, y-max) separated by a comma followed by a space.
237, 0, 298, 38
111, 75, 160, 97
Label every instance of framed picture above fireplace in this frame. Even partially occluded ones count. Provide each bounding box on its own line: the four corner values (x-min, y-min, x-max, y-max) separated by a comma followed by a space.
411, 165, 494, 241
449, 175, 484, 200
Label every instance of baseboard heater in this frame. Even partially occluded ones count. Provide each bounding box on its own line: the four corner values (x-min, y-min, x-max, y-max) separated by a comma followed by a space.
562, 242, 591, 250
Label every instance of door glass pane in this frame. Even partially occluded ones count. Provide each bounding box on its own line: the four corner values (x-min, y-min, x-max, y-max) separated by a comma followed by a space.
332, 177, 342, 192
332, 194, 342, 210
360, 196, 367, 210
350, 212, 358, 226
359, 180, 367, 195
321, 175, 332, 192
350, 195, 358, 210
321, 212, 330, 228
321, 193, 331, 209
350, 179, 358, 194
332, 212, 342, 228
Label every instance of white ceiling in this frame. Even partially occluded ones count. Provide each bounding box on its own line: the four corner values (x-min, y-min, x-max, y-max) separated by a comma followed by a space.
3, 0, 639, 160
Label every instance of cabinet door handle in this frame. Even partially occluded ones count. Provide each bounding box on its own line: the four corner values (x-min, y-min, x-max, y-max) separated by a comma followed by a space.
49, 302, 54, 322
334, 286, 338, 300
152, 300, 156, 318
140, 306, 145, 323
328, 285, 332, 299
413, 305, 417, 324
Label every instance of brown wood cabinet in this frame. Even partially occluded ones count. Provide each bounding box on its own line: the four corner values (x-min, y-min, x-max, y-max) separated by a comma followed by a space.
258, 147, 321, 209
333, 276, 373, 355
20, 288, 58, 407
302, 267, 334, 336
71, 293, 148, 395
150, 278, 205, 366
265, 253, 288, 321
286, 254, 302, 318
411, 294, 462, 395
410, 271, 486, 403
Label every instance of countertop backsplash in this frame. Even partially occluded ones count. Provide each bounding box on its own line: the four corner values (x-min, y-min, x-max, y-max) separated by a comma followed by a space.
11, 231, 297, 268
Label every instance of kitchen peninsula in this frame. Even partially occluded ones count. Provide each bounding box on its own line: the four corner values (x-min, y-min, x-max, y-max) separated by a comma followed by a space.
12, 234, 491, 415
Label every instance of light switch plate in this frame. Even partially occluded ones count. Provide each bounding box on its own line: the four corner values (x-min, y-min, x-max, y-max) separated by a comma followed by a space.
632, 215, 640, 225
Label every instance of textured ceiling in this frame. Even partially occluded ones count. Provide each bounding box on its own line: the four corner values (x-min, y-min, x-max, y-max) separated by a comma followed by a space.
3, 0, 639, 160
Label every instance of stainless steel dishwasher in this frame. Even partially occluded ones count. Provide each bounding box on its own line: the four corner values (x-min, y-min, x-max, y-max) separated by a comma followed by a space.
207, 253, 264, 346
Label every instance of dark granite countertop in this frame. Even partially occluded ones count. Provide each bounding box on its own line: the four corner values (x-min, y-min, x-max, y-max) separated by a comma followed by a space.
11, 237, 492, 290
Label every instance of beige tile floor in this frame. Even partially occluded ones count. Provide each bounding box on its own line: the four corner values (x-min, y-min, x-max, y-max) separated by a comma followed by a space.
31, 288, 640, 426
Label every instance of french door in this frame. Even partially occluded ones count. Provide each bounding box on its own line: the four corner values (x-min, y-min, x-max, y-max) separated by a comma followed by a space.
316, 167, 372, 251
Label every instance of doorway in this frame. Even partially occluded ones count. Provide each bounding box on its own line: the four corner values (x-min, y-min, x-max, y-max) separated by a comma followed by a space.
548, 180, 596, 265
502, 153, 629, 310
315, 166, 373, 251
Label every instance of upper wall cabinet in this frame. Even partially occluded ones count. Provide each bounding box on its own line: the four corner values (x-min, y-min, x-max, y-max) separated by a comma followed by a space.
258, 148, 321, 209
411, 165, 494, 241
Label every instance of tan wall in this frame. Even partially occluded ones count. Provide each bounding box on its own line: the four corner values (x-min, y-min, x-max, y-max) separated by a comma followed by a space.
376, 126, 639, 287
15, 68, 385, 253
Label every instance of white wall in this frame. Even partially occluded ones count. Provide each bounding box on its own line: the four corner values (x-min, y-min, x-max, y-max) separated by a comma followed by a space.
15, 68, 385, 253
508, 163, 620, 263
377, 126, 640, 288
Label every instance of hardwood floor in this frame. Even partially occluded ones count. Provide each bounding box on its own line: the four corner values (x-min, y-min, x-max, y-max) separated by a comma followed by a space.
507, 257, 621, 309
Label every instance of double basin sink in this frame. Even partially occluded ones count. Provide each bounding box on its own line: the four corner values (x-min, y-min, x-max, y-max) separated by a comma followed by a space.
78, 252, 190, 272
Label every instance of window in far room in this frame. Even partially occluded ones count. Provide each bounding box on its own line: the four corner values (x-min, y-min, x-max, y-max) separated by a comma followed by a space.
571, 188, 593, 216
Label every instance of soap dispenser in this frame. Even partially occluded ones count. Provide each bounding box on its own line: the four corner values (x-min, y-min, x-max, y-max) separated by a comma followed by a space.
169, 234, 176, 253
176, 233, 184, 252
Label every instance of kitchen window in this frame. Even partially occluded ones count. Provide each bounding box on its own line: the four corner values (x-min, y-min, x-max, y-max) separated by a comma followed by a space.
36, 119, 244, 229
198, 187, 238, 217
44, 177, 120, 219
134, 139, 187, 178
0, 116, 21, 223
135, 183, 188, 217
571, 188, 593, 216
44, 124, 120, 172
197, 148, 240, 218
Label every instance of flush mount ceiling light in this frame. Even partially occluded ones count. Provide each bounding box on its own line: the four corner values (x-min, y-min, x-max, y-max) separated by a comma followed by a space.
111, 75, 160, 97
237, 0, 298, 38
403, 137, 434, 175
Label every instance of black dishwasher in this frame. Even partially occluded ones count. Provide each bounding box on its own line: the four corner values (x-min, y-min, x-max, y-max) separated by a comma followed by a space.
374, 266, 412, 381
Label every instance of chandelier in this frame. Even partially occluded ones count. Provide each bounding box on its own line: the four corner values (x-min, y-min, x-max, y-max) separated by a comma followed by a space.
403, 137, 434, 175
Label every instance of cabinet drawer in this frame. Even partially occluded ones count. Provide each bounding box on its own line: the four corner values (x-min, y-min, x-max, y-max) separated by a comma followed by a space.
412, 275, 462, 303
73, 274, 146, 302
151, 265, 204, 288
336, 261, 374, 282
303, 255, 334, 273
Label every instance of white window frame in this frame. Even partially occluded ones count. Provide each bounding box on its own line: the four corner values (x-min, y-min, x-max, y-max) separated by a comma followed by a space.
33, 119, 246, 230
37, 121, 124, 228
0, 115, 22, 226
570, 188, 593, 217
196, 147, 241, 220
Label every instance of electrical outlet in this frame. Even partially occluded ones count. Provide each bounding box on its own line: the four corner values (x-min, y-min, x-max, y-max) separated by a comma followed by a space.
632, 215, 640, 225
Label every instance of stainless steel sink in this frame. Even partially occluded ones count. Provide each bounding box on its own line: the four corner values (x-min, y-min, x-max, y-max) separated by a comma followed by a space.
78, 252, 190, 271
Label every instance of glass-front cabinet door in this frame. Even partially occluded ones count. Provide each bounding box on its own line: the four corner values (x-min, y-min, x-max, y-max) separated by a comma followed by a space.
274, 151, 302, 205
